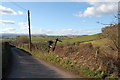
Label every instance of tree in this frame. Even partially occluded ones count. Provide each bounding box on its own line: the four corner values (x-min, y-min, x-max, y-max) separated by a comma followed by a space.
102, 24, 119, 50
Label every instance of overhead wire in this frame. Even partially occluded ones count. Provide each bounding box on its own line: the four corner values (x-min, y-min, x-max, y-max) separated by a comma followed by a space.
9, 2, 28, 11
2, 0, 29, 33
4, 0, 28, 11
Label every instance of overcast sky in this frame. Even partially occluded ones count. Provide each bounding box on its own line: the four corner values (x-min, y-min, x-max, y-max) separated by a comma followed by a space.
0, 0, 118, 35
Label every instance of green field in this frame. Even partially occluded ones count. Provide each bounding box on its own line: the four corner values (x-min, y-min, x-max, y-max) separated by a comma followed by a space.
31, 34, 101, 43
1, 33, 101, 44
1, 37, 16, 42
84, 38, 112, 48
61, 34, 101, 44
31, 36, 65, 42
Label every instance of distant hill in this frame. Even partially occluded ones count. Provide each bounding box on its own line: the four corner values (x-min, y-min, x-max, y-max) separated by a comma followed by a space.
1, 33, 88, 37
32, 34, 48, 36
1, 33, 20, 37
1, 33, 48, 37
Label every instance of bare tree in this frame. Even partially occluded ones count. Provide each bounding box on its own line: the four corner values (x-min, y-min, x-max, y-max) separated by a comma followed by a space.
102, 24, 119, 50
97, 14, 119, 50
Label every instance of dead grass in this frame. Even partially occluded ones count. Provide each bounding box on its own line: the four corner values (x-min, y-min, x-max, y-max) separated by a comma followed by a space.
54, 41, 118, 78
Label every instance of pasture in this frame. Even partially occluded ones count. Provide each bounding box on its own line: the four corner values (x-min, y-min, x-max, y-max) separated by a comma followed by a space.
31, 33, 102, 44
1, 33, 101, 44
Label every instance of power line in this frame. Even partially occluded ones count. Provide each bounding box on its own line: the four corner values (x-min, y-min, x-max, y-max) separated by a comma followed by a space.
10, 2, 27, 11
5, 0, 27, 11
3, 0, 29, 34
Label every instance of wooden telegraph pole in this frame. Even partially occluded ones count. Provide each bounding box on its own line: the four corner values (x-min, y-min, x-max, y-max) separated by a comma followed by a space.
28, 10, 32, 51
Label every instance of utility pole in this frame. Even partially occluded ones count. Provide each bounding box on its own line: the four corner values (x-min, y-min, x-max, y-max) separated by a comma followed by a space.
28, 10, 32, 51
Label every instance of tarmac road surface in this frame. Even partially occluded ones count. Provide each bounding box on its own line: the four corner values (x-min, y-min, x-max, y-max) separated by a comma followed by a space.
7, 47, 79, 78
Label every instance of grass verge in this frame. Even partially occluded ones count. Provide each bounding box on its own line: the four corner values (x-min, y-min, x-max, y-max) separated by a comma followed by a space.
20, 48, 105, 78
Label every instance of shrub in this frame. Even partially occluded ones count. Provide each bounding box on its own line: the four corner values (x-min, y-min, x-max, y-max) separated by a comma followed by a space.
16, 36, 29, 46
102, 24, 119, 50
32, 42, 49, 52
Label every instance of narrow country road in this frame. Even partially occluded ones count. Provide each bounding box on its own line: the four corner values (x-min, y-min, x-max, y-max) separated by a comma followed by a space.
7, 47, 78, 78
